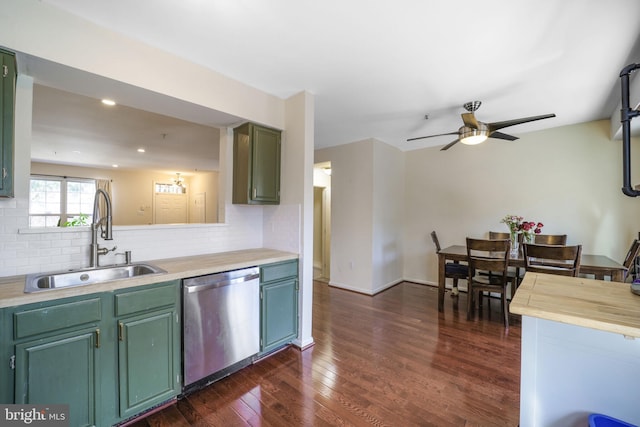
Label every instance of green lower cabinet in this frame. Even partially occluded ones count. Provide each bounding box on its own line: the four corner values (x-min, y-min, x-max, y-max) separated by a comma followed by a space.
14, 328, 99, 427
260, 275, 298, 354
117, 309, 179, 419
4, 280, 181, 426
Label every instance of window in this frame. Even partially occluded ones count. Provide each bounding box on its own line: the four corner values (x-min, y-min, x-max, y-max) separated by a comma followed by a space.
155, 182, 186, 194
29, 176, 97, 227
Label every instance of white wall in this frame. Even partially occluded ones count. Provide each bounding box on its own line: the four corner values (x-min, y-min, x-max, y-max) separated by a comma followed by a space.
403, 120, 640, 286
372, 140, 405, 293
316, 138, 406, 295
0, 1, 314, 348
1, 0, 283, 129
316, 140, 375, 293
315, 139, 405, 295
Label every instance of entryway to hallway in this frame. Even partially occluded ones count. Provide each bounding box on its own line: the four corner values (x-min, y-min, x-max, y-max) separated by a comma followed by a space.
313, 162, 331, 283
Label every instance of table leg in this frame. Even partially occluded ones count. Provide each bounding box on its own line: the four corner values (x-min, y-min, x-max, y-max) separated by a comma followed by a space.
612, 270, 623, 282
438, 253, 445, 312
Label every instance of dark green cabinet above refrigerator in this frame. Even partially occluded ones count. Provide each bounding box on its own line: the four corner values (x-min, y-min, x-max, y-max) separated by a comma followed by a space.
0, 48, 16, 198
233, 122, 281, 205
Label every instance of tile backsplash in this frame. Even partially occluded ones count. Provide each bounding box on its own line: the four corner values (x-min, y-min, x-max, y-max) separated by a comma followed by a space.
0, 201, 300, 277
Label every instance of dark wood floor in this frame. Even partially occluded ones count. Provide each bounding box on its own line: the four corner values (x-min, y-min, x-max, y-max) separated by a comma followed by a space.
129, 282, 521, 426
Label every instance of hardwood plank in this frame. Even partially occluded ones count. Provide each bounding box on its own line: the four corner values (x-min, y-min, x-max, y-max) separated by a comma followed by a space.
131, 282, 521, 426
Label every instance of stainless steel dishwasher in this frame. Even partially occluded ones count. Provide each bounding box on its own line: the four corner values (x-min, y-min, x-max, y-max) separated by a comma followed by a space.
182, 267, 260, 390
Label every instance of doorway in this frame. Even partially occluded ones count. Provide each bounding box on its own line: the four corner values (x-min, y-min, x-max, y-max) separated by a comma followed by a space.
313, 163, 332, 282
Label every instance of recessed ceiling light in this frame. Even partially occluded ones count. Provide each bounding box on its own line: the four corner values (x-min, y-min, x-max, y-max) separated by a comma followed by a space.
101, 99, 116, 106
112, 164, 119, 168
137, 148, 145, 153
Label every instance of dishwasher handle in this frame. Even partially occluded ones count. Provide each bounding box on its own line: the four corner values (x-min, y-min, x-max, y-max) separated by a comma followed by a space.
184, 272, 259, 293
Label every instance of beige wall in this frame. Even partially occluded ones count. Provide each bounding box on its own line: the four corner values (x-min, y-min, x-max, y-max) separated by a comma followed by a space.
189, 171, 219, 223
30, 162, 219, 225
404, 119, 640, 286
316, 138, 405, 294
316, 140, 374, 293
317, 120, 640, 292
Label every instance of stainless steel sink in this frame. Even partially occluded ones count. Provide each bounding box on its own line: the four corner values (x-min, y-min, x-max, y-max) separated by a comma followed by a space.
24, 263, 167, 293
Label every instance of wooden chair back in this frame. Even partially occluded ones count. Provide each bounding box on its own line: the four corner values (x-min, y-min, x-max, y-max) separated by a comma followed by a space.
466, 237, 511, 328
534, 234, 567, 245
467, 238, 510, 277
489, 231, 511, 240
523, 243, 582, 277
622, 239, 640, 281
432, 231, 468, 292
430, 231, 442, 252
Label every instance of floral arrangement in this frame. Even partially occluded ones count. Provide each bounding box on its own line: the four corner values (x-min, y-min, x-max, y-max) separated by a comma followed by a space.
501, 214, 544, 243
501, 215, 524, 234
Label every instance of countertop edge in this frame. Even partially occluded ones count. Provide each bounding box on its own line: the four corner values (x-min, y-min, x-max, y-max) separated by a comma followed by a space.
0, 248, 298, 309
510, 272, 640, 338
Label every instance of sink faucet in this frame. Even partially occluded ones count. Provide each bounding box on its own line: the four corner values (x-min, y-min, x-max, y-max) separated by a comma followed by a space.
90, 189, 115, 267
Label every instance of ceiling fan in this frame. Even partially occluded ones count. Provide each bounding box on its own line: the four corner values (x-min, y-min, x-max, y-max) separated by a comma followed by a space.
407, 101, 556, 151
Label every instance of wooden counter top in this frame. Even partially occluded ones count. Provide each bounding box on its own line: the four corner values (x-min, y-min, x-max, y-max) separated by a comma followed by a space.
510, 272, 640, 338
0, 248, 298, 309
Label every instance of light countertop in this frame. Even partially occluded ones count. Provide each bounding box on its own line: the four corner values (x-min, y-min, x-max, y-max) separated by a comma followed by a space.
0, 248, 298, 309
510, 272, 640, 338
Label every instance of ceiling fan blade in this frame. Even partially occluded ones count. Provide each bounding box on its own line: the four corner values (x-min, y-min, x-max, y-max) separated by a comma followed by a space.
488, 131, 519, 141
407, 131, 459, 142
440, 139, 460, 151
488, 113, 556, 132
461, 112, 479, 129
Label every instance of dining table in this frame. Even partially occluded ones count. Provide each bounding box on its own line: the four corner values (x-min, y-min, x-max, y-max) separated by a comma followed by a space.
436, 244, 628, 312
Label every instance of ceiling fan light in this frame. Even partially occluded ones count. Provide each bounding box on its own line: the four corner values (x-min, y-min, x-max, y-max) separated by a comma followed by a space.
460, 134, 488, 145
460, 126, 489, 145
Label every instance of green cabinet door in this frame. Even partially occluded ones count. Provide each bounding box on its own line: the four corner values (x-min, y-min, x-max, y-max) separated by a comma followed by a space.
261, 277, 298, 354
233, 122, 281, 205
117, 309, 179, 419
0, 48, 16, 198
114, 281, 181, 421
14, 328, 100, 427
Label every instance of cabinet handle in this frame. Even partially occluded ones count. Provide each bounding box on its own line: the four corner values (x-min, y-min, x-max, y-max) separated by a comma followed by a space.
118, 322, 124, 341
95, 329, 101, 348
2, 167, 6, 179
252, 188, 257, 199
2, 65, 7, 78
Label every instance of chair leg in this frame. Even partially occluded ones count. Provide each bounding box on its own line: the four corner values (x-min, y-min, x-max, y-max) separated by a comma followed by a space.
467, 287, 473, 320
451, 278, 459, 296
502, 292, 509, 329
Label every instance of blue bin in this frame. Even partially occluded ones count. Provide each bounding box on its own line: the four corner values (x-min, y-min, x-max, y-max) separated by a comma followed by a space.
589, 413, 638, 427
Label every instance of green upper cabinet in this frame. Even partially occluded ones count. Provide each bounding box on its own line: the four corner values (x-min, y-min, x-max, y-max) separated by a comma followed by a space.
0, 48, 16, 198
233, 122, 281, 205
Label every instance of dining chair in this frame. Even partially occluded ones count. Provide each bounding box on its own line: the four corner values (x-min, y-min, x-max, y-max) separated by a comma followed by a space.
488, 231, 520, 294
621, 239, 640, 282
431, 231, 468, 296
523, 243, 582, 277
466, 237, 511, 328
533, 234, 567, 245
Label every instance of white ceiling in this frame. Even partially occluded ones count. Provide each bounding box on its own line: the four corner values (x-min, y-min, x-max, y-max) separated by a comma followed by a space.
32, 0, 640, 163
31, 84, 224, 172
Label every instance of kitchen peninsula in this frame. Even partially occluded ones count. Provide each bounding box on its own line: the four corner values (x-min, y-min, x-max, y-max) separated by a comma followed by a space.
510, 272, 640, 427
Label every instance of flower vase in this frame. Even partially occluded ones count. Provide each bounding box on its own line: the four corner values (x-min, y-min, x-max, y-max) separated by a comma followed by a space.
510, 232, 519, 257
524, 233, 535, 245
